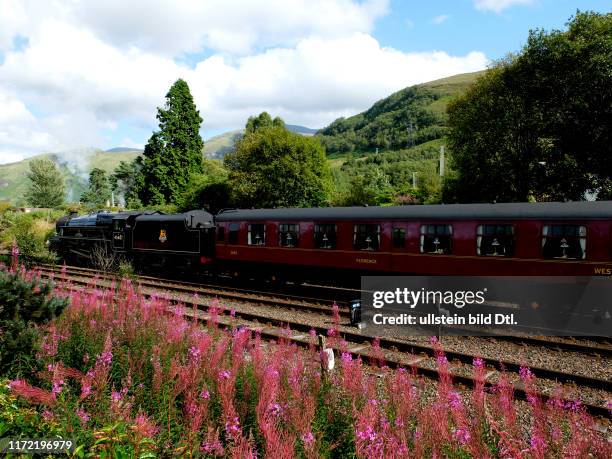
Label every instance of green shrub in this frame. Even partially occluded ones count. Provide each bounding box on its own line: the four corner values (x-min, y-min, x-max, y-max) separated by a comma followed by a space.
0, 270, 68, 377
0, 381, 63, 439
0, 211, 61, 265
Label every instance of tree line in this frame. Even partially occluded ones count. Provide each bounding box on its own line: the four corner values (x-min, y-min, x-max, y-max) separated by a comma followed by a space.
23, 11, 611, 211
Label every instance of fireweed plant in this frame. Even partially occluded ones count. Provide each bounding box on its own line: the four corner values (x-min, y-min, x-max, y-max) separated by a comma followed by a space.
2, 264, 611, 458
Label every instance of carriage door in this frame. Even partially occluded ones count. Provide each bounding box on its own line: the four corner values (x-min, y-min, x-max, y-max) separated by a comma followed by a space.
112, 219, 125, 250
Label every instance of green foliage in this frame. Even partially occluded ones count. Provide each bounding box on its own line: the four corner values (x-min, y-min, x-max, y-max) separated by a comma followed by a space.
0, 210, 60, 264
139, 79, 204, 205
0, 270, 68, 377
225, 113, 333, 208
0, 382, 63, 438
24, 158, 65, 208
333, 141, 445, 205
177, 159, 231, 213
317, 85, 453, 155
91, 423, 157, 458
110, 160, 142, 207
342, 170, 393, 206
446, 11, 612, 203
81, 168, 111, 207
245, 111, 285, 134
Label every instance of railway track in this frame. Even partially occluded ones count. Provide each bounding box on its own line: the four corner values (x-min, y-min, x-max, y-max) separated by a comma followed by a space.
36, 263, 612, 357
36, 264, 612, 419
35, 263, 353, 318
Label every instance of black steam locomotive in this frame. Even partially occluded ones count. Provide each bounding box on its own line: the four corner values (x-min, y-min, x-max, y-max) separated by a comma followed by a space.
52, 210, 215, 272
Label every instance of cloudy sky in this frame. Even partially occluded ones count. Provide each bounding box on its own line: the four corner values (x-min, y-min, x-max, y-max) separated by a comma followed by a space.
0, 0, 608, 164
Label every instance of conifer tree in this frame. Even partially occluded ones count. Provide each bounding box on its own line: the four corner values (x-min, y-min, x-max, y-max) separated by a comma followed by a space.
139, 79, 204, 205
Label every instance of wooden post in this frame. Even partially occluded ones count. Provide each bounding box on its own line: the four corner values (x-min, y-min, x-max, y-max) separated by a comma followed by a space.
318, 334, 327, 377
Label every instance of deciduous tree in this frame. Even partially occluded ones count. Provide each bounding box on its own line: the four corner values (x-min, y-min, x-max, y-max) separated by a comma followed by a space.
24, 158, 65, 208
225, 113, 332, 208
445, 11, 612, 202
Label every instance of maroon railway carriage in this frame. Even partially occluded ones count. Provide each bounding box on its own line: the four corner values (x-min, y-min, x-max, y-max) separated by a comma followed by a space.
214, 202, 612, 284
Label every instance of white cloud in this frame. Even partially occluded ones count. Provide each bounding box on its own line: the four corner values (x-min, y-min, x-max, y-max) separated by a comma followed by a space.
188, 34, 487, 128
473, 0, 535, 13
432, 14, 450, 25
0, 0, 489, 165
0, 0, 389, 56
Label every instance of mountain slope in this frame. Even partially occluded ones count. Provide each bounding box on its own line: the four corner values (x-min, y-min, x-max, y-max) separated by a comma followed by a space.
0, 150, 141, 204
317, 70, 484, 155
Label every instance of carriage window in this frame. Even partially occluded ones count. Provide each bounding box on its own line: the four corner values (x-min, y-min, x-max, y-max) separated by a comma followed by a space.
392, 228, 406, 248
477, 225, 514, 257
542, 225, 586, 259
279, 224, 299, 247
420, 224, 452, 254
354, 224, 380, 251
247, 224, 266, 246
314, 224, 336, 249
228, 223, 240, 244
217, 227, 225, 242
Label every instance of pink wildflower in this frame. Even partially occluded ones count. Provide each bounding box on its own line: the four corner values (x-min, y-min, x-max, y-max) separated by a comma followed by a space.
519, 366, 533, 381
188, 346, 201, 362
448, 391, 462, 409
301, 432, 315, 445
51, 379, 64, 396
75, 407, 90, 425
453, 428, 471, 446
224, 416, 241, 438
132, 412, 159, 438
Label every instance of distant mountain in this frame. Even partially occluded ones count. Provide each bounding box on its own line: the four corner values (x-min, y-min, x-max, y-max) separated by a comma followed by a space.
317, 71, 484, 155
286, 124, 319, 135
105, 147, 143, 153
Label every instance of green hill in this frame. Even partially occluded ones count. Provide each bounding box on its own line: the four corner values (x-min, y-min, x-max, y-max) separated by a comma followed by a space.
0, 132, 249, 204
317, 70, 484, 155
0, 150, 141, 204
205, 130, 243, 159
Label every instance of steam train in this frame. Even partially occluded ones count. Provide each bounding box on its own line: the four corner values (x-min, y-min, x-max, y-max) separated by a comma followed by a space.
51, 201, 612, 284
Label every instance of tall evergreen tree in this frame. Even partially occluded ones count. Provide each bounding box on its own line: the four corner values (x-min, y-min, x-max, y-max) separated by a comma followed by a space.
24, 158, 65, 208
139, 79, 204, 205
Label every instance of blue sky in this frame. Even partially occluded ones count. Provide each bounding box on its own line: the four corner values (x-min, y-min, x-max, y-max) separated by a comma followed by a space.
375, 0, 609, 60
0, 0, 609, 164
